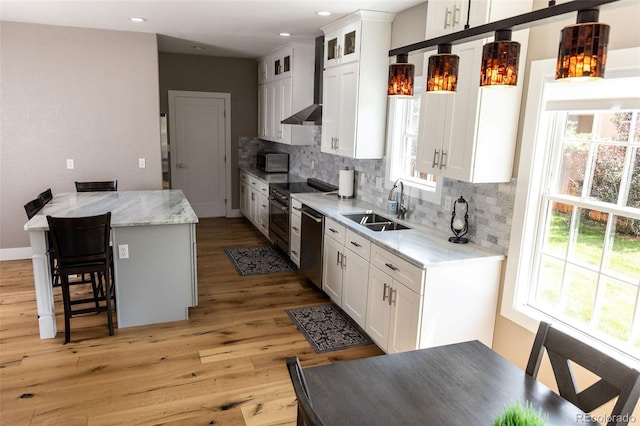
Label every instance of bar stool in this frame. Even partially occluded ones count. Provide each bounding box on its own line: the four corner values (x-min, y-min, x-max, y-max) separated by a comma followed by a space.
46, 213, 115, 343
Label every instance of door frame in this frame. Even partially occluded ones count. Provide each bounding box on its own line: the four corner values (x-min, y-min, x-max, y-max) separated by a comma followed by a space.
167, 90, 232, 217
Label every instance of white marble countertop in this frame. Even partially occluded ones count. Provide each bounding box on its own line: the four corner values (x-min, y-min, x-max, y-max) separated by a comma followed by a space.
239, 166, 306, 184
24, 190, 198, 231
292, 193, 505, 268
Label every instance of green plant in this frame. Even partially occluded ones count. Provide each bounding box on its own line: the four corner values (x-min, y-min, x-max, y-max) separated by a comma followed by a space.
493, 401, 547, 426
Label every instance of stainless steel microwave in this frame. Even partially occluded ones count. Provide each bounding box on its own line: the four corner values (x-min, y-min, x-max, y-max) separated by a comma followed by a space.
256, 151, 289, 173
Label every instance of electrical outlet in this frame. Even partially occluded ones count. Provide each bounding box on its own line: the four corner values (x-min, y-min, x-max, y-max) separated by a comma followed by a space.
138, 158, 146, 168
118, 244, 129, 259
311, 160, 315, 170
66, 159, 74, 169
444, 196, 452, 212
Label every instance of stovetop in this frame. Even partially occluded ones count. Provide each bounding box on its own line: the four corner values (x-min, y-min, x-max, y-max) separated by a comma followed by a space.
270, 178, 337, 195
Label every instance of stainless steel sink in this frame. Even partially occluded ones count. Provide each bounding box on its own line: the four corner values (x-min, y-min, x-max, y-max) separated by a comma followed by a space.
342, 212, 411, 232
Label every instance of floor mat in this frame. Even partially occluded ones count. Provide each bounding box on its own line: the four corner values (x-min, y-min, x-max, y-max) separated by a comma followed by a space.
286, 304, 373, 353
224, 246, 294, 276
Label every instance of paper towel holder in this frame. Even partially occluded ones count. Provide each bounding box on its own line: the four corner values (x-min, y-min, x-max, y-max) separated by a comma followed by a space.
338, 167, 355, 199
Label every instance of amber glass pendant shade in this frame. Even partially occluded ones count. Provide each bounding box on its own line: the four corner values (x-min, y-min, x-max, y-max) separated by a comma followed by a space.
388, 53, 415, 97
480, 30, 520, 87
427, 44, 459, 93
556, 9, 609, 81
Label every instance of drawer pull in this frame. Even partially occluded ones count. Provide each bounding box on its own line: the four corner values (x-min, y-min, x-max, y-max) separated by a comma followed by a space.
385, 262, 399, 271
350, 241, 362, 248
292, 206, 302, 212
291, 250, 298, 255
329, 228, 339, 234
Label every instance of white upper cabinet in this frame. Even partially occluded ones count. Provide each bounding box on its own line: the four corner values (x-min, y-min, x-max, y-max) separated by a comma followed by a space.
320, 10, 394, 159
425, 0, 489, 39
257, 42, 315, 145
324, 19, 362, 68
416, 0, 532, 183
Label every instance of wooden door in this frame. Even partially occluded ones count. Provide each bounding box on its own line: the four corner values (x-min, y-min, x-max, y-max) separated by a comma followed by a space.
169, 91, 229, 218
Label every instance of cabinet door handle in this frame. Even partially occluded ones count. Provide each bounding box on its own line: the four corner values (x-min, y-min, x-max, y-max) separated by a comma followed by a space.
453, 6, 461, 26
382, 283, 390, 301
385, 262, 399, 271
341, 254, 347, 268
335, 138, 339, 149
350, 241, 361, 248
338, 45, 342, 59
440, 151, 447, 170
251, 193, 255, 201
337, 251, 342, 266
389, 288, 397, 306
432, 149, 440, 168
445, 7, 452, 29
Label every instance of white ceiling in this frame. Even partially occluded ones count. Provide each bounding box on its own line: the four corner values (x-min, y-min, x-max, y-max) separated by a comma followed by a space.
0, 0, 424, 58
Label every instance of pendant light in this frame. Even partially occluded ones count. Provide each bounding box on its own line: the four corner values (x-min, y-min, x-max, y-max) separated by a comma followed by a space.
480, 29, 520, 87
426, 44, 460, 93
556, 9, 610, 81
388, 53, 415, 97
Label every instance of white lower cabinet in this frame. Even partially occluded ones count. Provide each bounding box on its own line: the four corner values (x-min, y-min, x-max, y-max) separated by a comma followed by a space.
321, 220, 370, 328
239, 170, 270, 240
366, 252, 422, 353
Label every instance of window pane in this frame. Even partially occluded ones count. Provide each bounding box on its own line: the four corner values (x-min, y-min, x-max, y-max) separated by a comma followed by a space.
534, 255, 565, 309
565, 114, 593, 139
542, 202, 572, 258
594, 111, 632, 142
569, 208, 607, 268
564, 265, 598, 324
605, 217, 640, 281
596, 277, 636, 342
628, 147, 640, 209
557, 141, 589, 196
589, 144, 626, 204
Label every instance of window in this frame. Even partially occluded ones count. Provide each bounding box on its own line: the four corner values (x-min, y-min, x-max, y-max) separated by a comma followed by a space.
503, 48, 640, 364
386, 77, 441, 203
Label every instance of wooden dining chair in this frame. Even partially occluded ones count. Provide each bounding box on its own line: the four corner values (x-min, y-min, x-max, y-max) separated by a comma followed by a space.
38, 188, 53, 205
24, 198, 44, 219
286, 357, 325, 426
526, 321, 640, 426
46, 212, 116, 343
75, 180, 118, 192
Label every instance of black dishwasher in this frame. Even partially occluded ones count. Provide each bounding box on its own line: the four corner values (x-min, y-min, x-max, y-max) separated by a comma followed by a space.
299, 204, 324, 289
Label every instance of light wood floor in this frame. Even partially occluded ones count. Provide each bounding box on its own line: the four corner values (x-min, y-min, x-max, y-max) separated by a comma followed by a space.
0, 217, 383, 425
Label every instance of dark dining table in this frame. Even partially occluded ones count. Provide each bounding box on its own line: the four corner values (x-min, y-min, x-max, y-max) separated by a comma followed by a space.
302, 340, 598, 425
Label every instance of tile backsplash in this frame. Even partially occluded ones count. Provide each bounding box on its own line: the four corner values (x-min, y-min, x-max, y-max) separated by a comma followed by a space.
239, 132, 516, 255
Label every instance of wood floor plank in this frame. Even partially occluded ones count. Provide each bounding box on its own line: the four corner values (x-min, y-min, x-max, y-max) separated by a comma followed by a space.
0, 217, 384, 424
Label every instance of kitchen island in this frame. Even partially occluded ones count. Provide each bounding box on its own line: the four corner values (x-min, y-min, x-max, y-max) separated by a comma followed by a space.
24, 190, 198, 339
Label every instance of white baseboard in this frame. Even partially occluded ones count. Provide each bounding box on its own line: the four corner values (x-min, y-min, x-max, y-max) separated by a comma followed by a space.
0, 247, 32, 261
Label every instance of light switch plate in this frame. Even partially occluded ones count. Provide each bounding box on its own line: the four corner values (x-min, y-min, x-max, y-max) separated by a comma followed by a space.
138, 158, 146, 168
66, 159, 74, 169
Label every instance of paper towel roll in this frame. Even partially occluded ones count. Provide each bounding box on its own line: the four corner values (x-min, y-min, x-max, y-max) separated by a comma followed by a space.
338, 169, 354, 198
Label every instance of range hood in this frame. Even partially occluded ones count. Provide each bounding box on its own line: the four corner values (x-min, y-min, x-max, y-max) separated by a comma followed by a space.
281, 36, 324, 126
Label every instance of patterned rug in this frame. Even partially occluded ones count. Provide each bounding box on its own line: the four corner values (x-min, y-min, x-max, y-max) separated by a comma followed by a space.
286, 304, 373, 353
224, 245, 294, 276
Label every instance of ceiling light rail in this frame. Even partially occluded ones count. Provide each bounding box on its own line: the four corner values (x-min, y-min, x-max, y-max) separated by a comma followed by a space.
388, 0, 620, 58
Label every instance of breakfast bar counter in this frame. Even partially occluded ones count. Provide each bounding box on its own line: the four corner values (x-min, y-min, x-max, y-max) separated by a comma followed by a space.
24, 190, 199, 339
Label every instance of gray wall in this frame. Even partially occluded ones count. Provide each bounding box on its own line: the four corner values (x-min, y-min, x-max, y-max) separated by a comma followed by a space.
0, 22, 161, 251
158, 52, 258, 210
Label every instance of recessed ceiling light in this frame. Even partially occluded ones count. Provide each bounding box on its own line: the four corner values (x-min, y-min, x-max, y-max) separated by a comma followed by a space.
316, 11, 331, 16
279, 32, 291, 37
193, 45, 205, 51
130, 17, 147, 23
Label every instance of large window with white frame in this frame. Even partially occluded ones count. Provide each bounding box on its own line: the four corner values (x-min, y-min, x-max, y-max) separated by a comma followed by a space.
386, 76, 441, 203
503, 48, 640, 364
